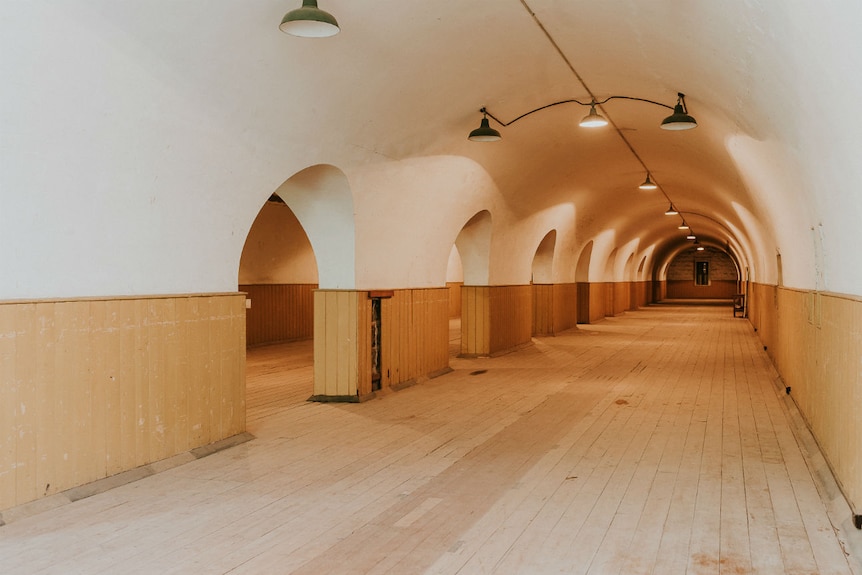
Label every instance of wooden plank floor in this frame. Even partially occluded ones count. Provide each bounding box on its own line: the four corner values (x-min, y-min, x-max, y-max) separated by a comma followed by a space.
2, 304, 860, 574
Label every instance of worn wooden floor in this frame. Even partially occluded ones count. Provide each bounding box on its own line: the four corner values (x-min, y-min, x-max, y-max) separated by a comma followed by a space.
2, 304, 860, 574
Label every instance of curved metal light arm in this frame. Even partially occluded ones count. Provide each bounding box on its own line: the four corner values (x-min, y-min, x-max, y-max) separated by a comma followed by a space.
480, 93, 681, 127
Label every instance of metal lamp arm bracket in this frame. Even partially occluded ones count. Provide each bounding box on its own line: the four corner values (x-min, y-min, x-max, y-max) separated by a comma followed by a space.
481, 93, 679, 127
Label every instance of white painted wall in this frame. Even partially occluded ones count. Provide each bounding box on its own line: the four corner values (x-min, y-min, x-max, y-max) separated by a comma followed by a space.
2, 1, 862, 299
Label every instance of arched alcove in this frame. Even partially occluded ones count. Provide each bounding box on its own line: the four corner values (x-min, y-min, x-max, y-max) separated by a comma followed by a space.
454, 210, 492, 286
531, 230, 557, 284
666, 246, 740, 299
239, 195, 318, 347
576, 241, 594, 283
446, 245, 464, 319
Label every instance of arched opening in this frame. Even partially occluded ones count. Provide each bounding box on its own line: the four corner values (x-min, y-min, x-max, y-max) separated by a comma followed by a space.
445, 244, 464, 356
576, 241, 594, 283
531, 230, 557, 336
455, 210, 492, 286
666, 245, 741, 301
241, 165, 355, 420
576, 241, 594, 324
239, 195, 318, 347
453, 210, 492, 356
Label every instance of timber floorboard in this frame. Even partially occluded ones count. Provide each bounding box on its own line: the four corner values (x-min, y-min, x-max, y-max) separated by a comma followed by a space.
1, 305, 860, 574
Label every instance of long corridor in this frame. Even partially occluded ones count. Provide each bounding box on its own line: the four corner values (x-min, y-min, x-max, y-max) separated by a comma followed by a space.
2, 304, 860, 574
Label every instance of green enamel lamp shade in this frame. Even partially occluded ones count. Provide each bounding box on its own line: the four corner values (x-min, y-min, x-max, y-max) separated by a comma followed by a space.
468, 117, 502, 142
280, 0, 340, 38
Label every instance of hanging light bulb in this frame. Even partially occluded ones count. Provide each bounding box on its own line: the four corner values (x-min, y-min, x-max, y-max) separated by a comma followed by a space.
695, 241, 705, 251
579, 102, 608, 128
468, 109, 501, 142
665, 203, 679, 216
686, 234, 696, 240
279, 0, 340, 38
661, 93, 697, 130
639, 174, 658, 190
678, 220, 690, 230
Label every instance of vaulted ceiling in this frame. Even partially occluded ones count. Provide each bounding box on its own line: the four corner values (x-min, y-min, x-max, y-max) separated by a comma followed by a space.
3, 1, 861, 297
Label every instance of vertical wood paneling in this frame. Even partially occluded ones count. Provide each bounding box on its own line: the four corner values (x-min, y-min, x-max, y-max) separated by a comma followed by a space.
313, 290, 364, 398
613, 282, 630, 315
577, 283, 591, 324
336, 292, 351, 396
533, 283, 577, 336
605, 283, 615, 317
750, 284, 862, 513
95, 301, 120, 476
447, 282, 462, 318
324, 291, 339, 397
532, 284, 553, 336
0, 305, 16, 509
313, 289, 449, 398
171, 298, 190, 458
0, 293, 246, 512
240, 284, 316, 347
356, 296, 371, 397
382, 289, 448, 387
666, 280, 737, 299
34, 302, 57, 499
553, 283, 578, 334
488, 285, 532, 355
592, 283, 608, 322
461, 286, 489, 357
15, 303, 38, 504
347, 292, 358, 398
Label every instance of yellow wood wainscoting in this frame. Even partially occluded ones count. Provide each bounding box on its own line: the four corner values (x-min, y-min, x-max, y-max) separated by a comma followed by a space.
630, 281, 652, 309
532, 283, 577, 336
655, 280, 668, 302
577, 282, 657, 324
748, 283, 862, 515
462, 285, 532, 357
447, 282, 463, 318
312, 289, 450, 400
0, 293, 247, 511
666, 279, 738, 299
240, 284, 316, 347
613, 282, 630, 316
577, 282, 615, 324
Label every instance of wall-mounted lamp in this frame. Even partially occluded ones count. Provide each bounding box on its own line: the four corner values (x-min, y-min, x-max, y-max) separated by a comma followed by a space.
665, 204, 679, 216
279, 0, 340, 38
469, 92, 697, 141
467, 108, 502, 142
639, 174, 658, 191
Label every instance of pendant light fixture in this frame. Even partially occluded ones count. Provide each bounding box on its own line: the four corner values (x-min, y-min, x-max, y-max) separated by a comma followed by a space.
695, 241, 705, 251
468, 108, 502, 142
665, 203, 679, 215
639, 174, 658, 190
678, 220, 690, 230
279, 0, 340, 38
686, 233, 696, 240
661, 93, 697, 130
469, 92, 697, 141
579, 102, 608, 128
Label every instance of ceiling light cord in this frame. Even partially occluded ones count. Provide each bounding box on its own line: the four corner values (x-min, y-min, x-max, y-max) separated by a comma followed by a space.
517, 0, 688, 227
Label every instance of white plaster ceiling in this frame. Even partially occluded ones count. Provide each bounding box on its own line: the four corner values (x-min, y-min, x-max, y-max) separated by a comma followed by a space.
2, 0, 861, 296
